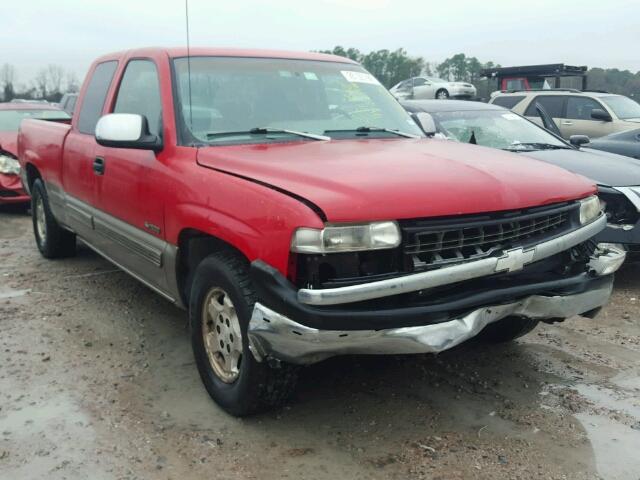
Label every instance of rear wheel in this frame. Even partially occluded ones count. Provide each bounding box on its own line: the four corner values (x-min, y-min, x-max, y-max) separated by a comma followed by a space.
435, 89, 450, 99
189, 250, 298, 416
31, 179, 76, 258
477, 316, 539, 343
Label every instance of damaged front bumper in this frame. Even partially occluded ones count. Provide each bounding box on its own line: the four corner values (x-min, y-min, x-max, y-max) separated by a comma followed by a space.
249, 277, 612, 365
247, 242, 625, 365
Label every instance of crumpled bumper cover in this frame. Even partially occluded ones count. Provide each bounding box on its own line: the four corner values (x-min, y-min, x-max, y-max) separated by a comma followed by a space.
0, 173, 29, 204
248, 245, 624, 365
248, 276, 613, 365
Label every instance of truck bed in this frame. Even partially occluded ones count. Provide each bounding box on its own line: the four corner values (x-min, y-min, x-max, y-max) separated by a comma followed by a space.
18, 118, 72, 192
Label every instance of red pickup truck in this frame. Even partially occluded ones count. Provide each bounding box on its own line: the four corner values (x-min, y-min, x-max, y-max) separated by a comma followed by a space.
17, 47, 624, 416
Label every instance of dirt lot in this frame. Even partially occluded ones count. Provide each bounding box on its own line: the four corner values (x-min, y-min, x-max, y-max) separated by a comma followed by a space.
1, 207, 639, 480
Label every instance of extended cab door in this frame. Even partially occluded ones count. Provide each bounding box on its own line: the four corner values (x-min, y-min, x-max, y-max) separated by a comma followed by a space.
92, 59, 171, 293
60, 60, 118, 238
562, 96, 618, 139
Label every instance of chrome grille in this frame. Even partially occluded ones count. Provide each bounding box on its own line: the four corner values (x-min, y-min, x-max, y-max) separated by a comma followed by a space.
401, 205, 574, 269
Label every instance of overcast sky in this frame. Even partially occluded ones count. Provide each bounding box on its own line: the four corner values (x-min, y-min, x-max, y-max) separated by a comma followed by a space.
2, 0, 639, 86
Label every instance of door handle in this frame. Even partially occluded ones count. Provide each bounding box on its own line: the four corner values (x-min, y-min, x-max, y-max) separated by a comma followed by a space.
93, 156, 105, 175
561, 121, 573, 126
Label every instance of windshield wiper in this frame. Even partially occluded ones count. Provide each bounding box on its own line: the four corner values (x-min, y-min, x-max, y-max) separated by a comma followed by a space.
324, 126, 420, 139
206, 127, 330, 141
506, 142, 572, 151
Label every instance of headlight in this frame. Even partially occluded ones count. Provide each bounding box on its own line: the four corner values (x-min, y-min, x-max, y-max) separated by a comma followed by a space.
0, 154, 20, 175
291, 221, 401, 253
579, 195, 601, 224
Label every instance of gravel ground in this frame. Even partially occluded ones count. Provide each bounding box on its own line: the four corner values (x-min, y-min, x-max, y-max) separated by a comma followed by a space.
1, 206, 639, 480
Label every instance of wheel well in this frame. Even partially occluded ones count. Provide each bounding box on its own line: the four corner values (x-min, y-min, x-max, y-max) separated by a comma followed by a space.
25, 163, 42, 193
177, 229, 249, 305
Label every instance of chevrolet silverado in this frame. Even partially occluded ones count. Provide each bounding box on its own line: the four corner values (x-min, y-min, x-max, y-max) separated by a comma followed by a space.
17, 47, 624, 416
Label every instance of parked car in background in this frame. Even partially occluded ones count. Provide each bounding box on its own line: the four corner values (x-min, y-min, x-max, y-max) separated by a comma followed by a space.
588, 128, 640, 159
489, 90, 640, 140
0, 102, 70, 206
402, 99, 640, 256
19, 47, 621, 416
59, 93, 78, 115
390, 76, 476, 100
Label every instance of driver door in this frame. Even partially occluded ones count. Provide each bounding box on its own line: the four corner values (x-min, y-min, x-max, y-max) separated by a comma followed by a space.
412, 78, 434, 99
92, 58, 169, 292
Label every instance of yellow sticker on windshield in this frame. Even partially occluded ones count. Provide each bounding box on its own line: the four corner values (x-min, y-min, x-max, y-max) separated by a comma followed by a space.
303, 72, 319, 80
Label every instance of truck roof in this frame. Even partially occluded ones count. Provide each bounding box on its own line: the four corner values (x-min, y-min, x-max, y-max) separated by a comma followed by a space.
94, 47, 359, 65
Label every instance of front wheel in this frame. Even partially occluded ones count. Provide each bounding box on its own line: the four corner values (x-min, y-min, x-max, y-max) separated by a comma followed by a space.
189, 251, 298, 416
31, 179, 76, 258
435, 89, 450, 99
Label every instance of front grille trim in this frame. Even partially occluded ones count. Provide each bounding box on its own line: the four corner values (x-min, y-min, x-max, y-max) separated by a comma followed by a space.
400, 203, 578, 270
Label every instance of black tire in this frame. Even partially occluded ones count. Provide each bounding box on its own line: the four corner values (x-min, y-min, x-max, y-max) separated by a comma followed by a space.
435, 88, 450, 99
31, 179, 76, 259
476, 316, 539, 343
189, 250, 298, 416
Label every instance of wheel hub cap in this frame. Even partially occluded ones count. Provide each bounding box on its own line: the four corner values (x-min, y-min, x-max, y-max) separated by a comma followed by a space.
202, 288, 243, 383
35, 196, 46, 243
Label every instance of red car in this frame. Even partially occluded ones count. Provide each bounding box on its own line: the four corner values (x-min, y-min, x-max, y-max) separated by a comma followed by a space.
0, 102, 69, 205
17, 47, 624, 416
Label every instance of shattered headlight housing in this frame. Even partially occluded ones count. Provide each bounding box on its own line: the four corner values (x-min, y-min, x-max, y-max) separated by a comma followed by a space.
0, 154, 20, 175
291, 221, 401, 253
579, 195, 601, 225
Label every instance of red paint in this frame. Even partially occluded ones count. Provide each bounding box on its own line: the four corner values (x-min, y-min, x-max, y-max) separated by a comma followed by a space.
17, 47, 597, 277
1, 102, 66, 204
500, 77, 531, 91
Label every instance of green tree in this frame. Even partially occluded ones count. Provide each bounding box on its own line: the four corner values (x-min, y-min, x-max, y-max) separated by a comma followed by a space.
318, 46, 424, 88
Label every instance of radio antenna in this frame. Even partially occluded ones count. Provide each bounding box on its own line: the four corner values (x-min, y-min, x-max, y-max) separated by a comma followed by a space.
185, 0, 193, 129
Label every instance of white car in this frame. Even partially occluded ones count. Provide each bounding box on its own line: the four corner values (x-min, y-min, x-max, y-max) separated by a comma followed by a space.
390, 77, 477, 100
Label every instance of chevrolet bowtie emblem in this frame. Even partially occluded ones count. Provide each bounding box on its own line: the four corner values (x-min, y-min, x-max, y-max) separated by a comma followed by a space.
495, 247, 536, 273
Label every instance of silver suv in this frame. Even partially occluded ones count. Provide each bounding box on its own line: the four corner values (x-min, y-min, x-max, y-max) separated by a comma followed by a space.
489, 90, 640, 140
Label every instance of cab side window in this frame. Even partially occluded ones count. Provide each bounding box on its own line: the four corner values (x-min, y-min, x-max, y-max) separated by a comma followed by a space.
77, 61, 118, 134
413, 78, 427, 86
113, 60, 162, 136
566, 96, 605, 120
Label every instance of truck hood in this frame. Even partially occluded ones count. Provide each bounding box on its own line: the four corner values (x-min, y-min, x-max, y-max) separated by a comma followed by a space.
522, 147, 640, 188
0, 132, 18, 156
196, 138, 595, 222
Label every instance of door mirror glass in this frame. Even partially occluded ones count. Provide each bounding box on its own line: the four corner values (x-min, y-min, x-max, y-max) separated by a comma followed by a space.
591, 108, 612, 122
569, 134, 590, 147
413, 112, 437, 135
95, 113, 162, 151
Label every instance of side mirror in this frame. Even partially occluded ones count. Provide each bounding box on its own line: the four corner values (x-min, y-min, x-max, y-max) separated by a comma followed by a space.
95, 113, 162, 151
569, 135, 590, 147
591, 109, 612, 122
412, 112, 437, 136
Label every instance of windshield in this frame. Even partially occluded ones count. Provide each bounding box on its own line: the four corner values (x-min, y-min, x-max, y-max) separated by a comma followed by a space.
172, 56, 423, 144
601, 96, 640, 120
431, 110, 568, 150
0, 109, 70, 132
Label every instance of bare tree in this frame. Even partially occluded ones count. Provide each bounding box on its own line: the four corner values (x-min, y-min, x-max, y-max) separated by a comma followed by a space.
65, 71, 80, 93
47, 64, 65, 95
0, 64, 16, 101
34, 68, 49, 99
0, 63, 16, 87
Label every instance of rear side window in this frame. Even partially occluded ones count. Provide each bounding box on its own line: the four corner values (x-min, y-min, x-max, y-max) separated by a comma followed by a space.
77, 61, 118, 134
113, 60, 162, 136
524, 96, 565, 118
566, 96, 605, 120
491, 95, 525, 109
